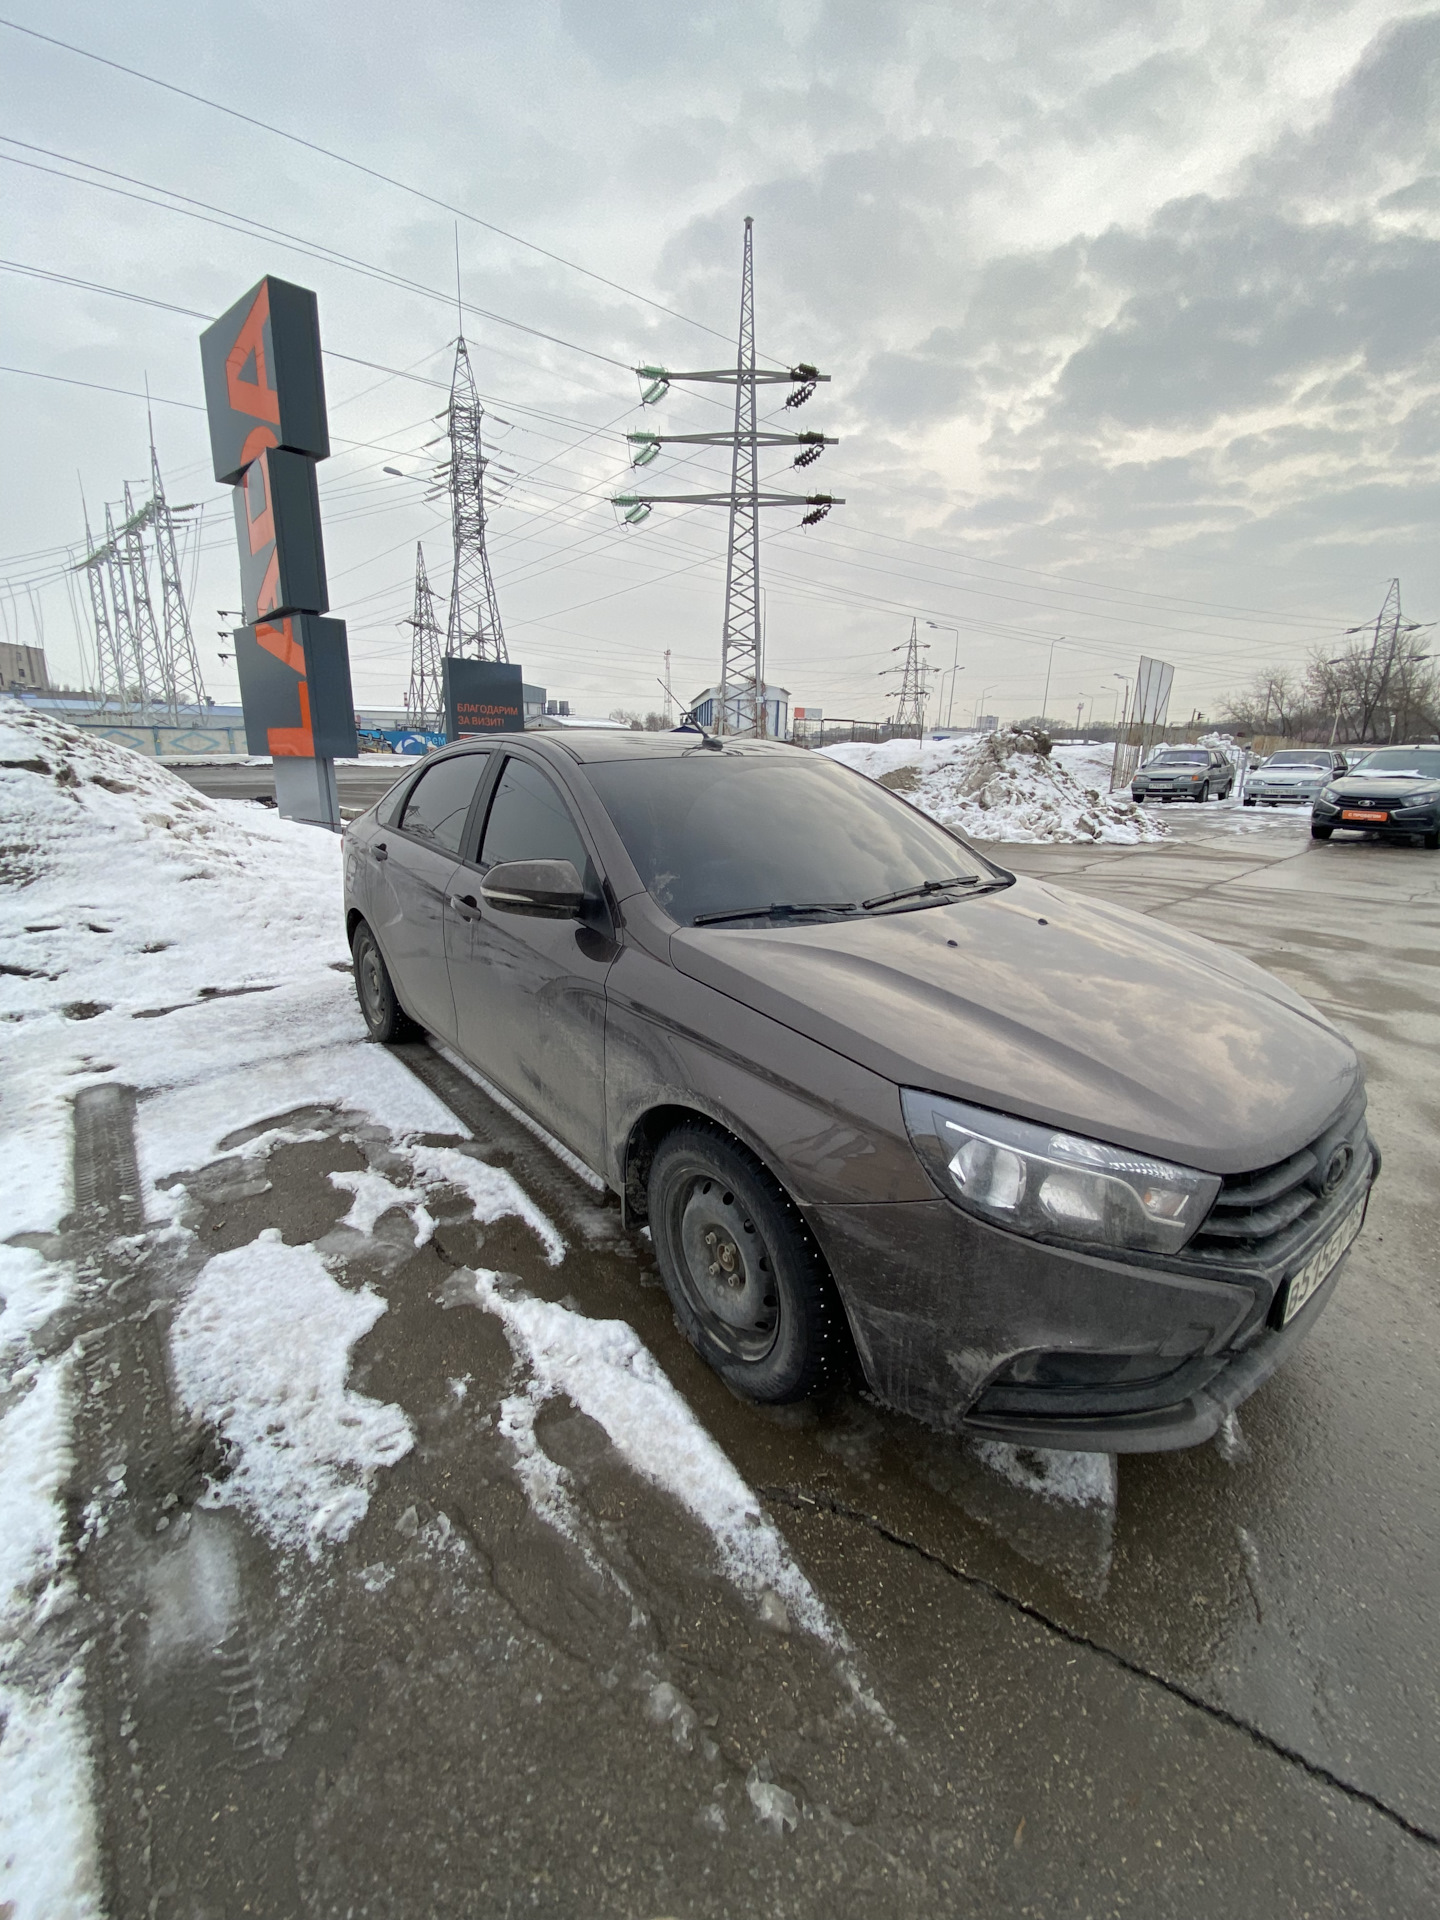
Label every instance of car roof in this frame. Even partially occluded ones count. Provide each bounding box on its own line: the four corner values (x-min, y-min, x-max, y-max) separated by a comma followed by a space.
522, 729, 806, 766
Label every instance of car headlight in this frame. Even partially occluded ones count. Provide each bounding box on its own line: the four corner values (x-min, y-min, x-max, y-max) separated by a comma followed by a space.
1320, 785, 1340, 802
901, 1091, 1221, 1256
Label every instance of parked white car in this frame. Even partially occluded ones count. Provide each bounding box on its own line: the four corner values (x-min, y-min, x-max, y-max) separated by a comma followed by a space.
1243, 749, 1348, 806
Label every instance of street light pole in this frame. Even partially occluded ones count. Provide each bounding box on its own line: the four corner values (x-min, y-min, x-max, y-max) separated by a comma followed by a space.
974, 684, 996, 728
1041, 635, 1063, 728
925, 622, 961, 725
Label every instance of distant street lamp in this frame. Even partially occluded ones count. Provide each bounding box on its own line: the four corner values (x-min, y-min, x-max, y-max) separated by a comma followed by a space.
1041, 635, 1064, 727
925, 622, 962, 725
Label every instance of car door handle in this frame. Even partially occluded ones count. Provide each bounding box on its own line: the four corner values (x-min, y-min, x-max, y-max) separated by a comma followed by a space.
449, 892, 481, 920
372, 841, 388, 862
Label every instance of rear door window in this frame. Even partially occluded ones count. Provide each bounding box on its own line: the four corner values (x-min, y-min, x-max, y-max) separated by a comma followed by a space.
398, 753, 491, 854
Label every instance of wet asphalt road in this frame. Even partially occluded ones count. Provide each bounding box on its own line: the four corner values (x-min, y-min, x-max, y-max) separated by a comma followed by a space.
170, 757, 410, 817
63, 801, 1440, 1916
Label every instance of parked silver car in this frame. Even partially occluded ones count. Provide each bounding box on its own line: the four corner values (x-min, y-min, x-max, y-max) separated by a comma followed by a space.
1243, 748, 1347, 807
1131, 747, 1236, 803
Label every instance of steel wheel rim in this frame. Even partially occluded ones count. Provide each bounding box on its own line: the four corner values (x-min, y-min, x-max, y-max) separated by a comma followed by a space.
357, 939, 386, 1029
670, 1170, 779, 1363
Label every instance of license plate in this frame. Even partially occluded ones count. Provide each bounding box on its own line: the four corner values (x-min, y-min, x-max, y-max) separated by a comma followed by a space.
1341, 809, 1388, 822
1279, 1195, 1366, 1325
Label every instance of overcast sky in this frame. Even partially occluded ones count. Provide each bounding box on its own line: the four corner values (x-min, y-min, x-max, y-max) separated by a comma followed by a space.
5, 1, 1440, 727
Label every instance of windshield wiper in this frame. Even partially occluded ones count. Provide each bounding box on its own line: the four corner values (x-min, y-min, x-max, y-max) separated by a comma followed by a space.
692, 900, 857, 927
861, 875, 979, 911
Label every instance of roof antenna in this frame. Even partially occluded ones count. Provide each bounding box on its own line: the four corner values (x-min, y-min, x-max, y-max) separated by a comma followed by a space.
671, 691, 723, 749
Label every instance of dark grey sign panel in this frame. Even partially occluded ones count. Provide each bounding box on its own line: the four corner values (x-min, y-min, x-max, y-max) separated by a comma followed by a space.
231, 447, 328, 623
234, 614, 358, 760
199, 276, 330, 486
443, 658, 524, 739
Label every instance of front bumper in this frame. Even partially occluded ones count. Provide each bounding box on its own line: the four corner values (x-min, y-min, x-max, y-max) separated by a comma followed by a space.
1247, 783, 1322, 804
804, 1145, 1376, 1452
1132, 782, 1206, 801
1313, 795, 1440, 837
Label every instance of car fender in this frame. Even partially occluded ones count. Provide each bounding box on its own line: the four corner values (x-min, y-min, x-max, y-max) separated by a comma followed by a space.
602, 942, 931, 1216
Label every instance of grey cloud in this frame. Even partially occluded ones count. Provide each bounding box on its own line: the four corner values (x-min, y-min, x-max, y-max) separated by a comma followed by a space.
1250, 10, 1440, 206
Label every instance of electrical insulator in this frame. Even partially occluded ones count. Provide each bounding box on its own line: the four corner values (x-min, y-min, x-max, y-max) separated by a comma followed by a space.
785, 382, 817, 410
801, 503, 831, 527
793, 445, 822, 469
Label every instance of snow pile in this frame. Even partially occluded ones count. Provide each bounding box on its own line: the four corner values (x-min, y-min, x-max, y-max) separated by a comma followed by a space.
170, 1234, 414, 1557
823, 729, 1165, 844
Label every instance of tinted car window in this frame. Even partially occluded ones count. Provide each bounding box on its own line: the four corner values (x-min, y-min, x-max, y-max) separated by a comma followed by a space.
399, 753, 489, 854
480, 758, 589, 872
1345, 747, 1440, 778
586, 754, 989, 926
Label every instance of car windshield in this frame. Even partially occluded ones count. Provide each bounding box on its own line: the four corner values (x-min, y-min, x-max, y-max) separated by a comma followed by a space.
1266, 752, 1328, 767
1149, 751, 1207, 766
585, 752, 994, 926
1345, 747, 1440, 778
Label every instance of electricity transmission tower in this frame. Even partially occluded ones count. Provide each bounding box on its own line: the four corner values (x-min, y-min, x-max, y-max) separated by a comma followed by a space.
147, 429, 207, 717
100, 504, 138, 711
404, 542, 445, 730
79, 492, 130, 714
76, 430, 207, 721
882, 619, 933, 739
1336, 577, 1433, 743
612, 216, 840, 736
439, 333, 507, 662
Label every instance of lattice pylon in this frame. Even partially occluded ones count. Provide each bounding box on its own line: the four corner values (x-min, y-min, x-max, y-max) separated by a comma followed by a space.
440, 336, 507, 662
718, 216, 762, 737
79, 493, 129, 714
121, 481, 172, 717
404, 543, 445, 731
101, 503, 139, 713
885, 618, 931, 738
148, 425, 207, 714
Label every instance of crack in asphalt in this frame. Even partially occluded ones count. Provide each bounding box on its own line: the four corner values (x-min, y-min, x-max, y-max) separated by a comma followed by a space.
761, 1484, 1440, 1853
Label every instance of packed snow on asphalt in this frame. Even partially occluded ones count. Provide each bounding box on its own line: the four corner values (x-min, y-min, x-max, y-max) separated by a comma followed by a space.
0, 712, 918, 1911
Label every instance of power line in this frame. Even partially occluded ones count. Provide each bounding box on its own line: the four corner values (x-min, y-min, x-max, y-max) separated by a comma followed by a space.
0, 141, 633, 372
0, 14, 782, 360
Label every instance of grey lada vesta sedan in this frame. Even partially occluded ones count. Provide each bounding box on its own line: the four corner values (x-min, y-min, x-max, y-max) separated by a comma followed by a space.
343, 730, 1377, 1452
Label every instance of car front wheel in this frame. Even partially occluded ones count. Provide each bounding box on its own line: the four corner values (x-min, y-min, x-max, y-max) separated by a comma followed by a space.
1196, 782, 1209, 803
1243, 796, 1256, 807
352, 920, 421, 1044
1311, 824, 1333, 841
647, 1123, 846, 1403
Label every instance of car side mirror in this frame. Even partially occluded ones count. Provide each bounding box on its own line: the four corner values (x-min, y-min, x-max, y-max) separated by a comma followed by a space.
480, 858, 587, 917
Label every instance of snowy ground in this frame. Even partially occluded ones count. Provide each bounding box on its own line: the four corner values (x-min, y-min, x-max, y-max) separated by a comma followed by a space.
823, 731, 1165, 843
3, 710, 1427, 1916
0, 711, 919, 1909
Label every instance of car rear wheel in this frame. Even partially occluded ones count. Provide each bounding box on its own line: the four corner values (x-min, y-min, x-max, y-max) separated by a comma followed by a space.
352, 920, 422, 1044
1311, 824, 1333, 841
647, 1123, 846, 1403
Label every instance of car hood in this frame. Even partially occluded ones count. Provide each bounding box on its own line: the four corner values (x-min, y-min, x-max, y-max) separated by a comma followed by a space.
1337, 773, 1440, 792
669, 876, 1360, 1176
